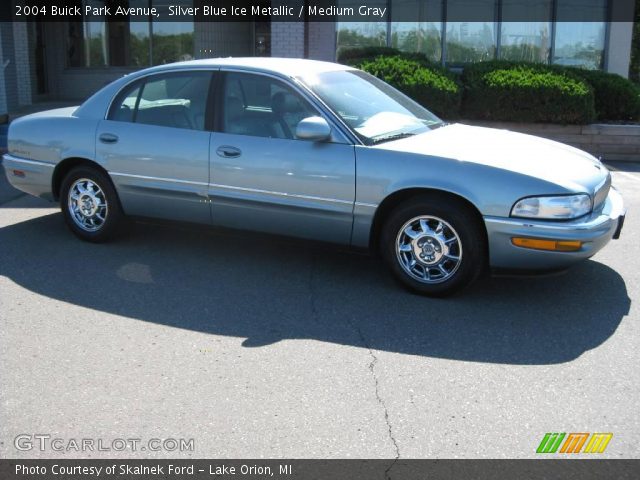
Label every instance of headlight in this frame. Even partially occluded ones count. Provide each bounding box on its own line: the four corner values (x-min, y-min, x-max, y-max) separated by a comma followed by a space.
511, 194, 591, 220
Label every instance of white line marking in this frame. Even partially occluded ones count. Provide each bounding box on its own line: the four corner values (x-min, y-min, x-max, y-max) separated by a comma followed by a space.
605, 164, 640, 183
612, 170, 640, 183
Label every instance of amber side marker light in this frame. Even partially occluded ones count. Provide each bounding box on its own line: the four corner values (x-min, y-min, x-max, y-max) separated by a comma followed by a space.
511, 237, 582, 252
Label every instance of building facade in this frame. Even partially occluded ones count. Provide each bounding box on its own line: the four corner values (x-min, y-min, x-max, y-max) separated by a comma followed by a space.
0, 0, 635, 115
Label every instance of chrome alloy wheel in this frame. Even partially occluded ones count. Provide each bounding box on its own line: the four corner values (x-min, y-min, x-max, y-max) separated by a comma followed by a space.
395, 215, 463, 284
67, 178, 109, 232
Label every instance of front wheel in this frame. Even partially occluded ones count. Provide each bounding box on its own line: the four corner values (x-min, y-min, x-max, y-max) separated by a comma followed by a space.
60, 166, 123, 242
381, 195, 487, 297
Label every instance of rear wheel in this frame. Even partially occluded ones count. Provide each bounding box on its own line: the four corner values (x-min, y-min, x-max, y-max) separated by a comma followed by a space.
60, 166, 123, 242
381, 194, 487, 296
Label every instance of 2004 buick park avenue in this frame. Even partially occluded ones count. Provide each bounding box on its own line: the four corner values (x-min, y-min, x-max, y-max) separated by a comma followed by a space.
2, 58, 626, 296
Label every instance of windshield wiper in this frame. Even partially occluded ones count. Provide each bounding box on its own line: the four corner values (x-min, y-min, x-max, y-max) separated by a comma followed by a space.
370, 132, 417, 145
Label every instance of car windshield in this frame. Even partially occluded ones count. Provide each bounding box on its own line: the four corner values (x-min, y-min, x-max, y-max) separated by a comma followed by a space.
298, 69, 443, 145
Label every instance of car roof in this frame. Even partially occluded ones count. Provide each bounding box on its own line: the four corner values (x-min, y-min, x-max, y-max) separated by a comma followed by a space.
144, 57, 354, 78
74, 57, 356, 119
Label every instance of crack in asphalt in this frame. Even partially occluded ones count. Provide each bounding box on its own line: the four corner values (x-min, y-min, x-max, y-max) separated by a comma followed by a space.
306, 254, 400, 476
354, 326, 400, 479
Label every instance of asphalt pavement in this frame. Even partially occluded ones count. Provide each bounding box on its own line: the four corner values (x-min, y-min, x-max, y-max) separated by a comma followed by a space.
0, 163, 638, 459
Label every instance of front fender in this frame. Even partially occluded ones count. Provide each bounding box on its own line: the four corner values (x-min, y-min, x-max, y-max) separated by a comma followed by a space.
351, 146, 572, 248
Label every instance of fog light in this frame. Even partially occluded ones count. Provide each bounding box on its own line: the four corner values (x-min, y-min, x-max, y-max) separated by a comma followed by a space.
511, 237, 582, 252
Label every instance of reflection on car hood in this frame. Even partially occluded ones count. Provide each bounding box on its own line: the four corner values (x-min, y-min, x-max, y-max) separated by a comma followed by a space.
378, 123, 608, 194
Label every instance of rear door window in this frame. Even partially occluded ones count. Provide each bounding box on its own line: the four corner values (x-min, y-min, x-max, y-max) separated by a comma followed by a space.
110, 71, 213, 131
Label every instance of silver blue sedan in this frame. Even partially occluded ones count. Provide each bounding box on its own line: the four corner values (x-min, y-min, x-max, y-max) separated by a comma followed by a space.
2, 58, 626, 296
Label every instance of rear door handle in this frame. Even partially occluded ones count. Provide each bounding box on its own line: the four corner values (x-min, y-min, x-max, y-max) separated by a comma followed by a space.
99, 133, 119, 144
216, 146, 241, 158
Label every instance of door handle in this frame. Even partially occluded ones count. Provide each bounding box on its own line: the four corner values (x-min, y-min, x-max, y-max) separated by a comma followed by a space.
216, 146, 241, 158
99, 133, 119, 144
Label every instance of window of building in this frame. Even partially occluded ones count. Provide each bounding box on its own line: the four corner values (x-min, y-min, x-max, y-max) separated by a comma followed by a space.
336, 22, 388, 53
335, 0, 388, 55
65, 0, 193, 68
335, 0, 610, 71
445, 0, 498, 64
553, 0, 607, 69
390, 1, 443, 62
499, 0, 553, 63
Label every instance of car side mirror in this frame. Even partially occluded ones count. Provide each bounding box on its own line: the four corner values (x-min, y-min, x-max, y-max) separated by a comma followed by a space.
295, 116, 331, 142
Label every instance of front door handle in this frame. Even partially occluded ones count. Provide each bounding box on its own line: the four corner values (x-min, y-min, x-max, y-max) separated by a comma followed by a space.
99, 133, 119, 144
216, 146, 241, 158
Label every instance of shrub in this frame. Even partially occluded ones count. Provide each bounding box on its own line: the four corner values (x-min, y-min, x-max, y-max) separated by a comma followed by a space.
565, 69, 640, 122
337, 46, 403, 67
338, 46, 440, 69
359, 55, 462, 118
462, 61, 596, 124
340, 51, 638, 124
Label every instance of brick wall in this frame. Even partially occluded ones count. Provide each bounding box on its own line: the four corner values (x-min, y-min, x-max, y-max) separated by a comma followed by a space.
271, 22, 305, 58
12, 21, 31, 106
307, 22, 336, 61
0, 21, 18, 113
0, 24, 7, 115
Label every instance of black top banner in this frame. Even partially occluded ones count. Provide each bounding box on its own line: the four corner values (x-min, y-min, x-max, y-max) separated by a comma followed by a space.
0, 0, 636, 23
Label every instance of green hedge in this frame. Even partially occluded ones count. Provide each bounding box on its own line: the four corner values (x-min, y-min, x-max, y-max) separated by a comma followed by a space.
358, 55, 462, 118
339, 49, 640, 124
338, 46, 403, 66
338, 46, 443, 69
461, 61, 596, 124
567, 69, 640, 121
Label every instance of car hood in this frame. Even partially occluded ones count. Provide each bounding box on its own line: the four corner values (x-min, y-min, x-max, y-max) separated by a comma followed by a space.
378, 123, 608, 194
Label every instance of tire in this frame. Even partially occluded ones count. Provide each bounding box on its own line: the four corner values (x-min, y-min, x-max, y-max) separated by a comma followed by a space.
380, 194, 487, 297
60, 166, 123, 243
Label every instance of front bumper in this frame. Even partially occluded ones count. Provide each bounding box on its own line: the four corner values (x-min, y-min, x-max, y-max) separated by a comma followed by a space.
484, 188, 625, 270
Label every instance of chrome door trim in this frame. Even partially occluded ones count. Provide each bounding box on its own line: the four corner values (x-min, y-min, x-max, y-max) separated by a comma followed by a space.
108, 172, 365, 207
209, 182, 354, 206
354, 202, 378, 209
3, 155, 55, 167
109, 171, 208, 187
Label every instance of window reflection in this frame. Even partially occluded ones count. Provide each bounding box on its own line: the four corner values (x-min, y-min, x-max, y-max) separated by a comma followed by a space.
336, 22, 388, 51
445, 0, 497, 64
500, 0, 552, 63
554, 0, 607, 69
66, 0, 611, 72
336, 0, 388, 54
66, 0, 193, 67
391, 1, 443, 62
446, 22, 497, 63
67, 0, 150, 67
151, 0, 194, 64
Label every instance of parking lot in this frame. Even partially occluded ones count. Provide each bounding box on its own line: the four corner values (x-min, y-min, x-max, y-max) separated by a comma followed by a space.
0, 163, 638, 459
